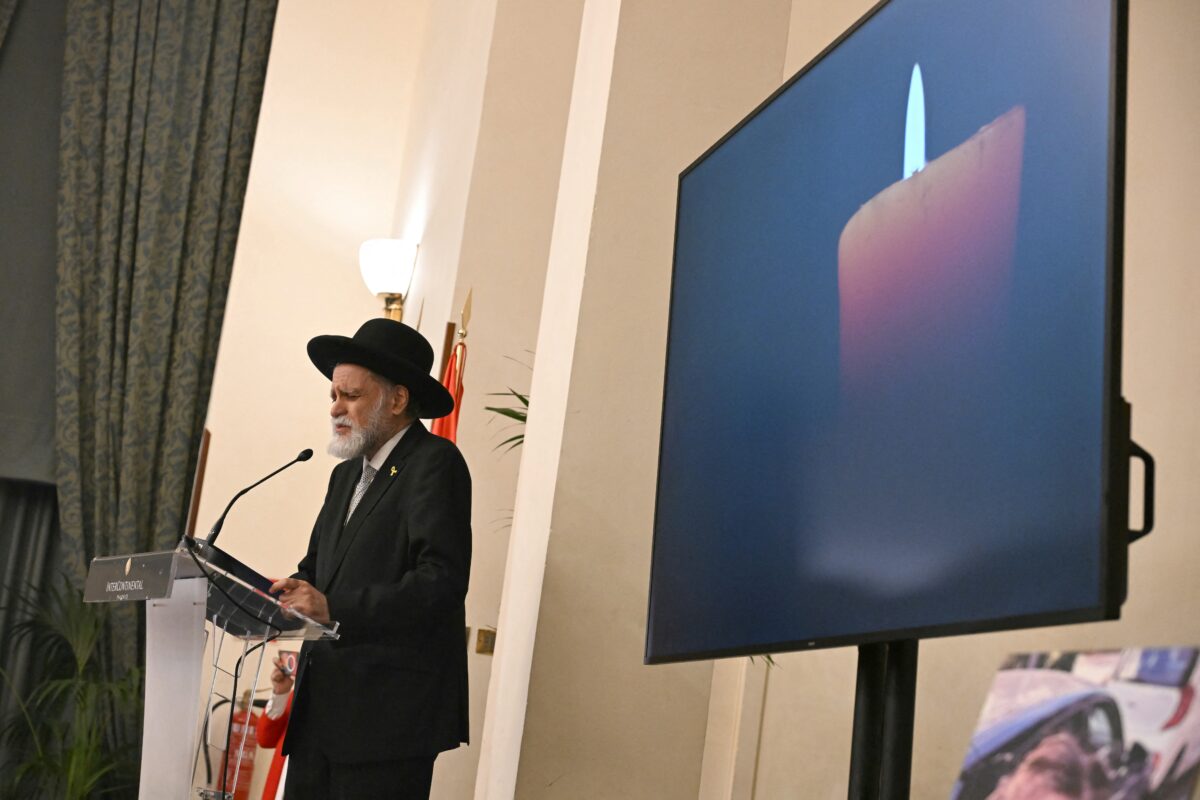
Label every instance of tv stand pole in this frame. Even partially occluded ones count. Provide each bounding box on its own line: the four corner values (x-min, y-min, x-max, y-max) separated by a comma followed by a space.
847, 639, 919, 800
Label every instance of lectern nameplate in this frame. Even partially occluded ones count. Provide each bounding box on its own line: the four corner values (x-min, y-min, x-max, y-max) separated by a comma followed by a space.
83, 551, 179, 603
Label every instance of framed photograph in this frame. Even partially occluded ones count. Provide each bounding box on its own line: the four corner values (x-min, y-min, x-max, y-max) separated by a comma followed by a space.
955, 647, 1200, 799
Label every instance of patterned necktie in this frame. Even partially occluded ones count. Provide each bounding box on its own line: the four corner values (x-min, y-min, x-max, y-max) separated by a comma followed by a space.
345, 463, 377, 524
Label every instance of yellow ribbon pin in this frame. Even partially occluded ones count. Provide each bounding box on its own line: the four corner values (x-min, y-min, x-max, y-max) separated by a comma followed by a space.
390, 466, 397, 477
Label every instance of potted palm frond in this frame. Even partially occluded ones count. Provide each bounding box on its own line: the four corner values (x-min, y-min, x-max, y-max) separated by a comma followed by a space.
484, 388, 529, 453
0, 580, 141, 799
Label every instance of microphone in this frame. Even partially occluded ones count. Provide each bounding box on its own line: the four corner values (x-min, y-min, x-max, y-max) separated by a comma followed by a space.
204, 449, 313, 545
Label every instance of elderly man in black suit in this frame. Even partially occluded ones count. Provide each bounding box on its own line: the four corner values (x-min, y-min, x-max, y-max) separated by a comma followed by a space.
270, 318, 471, 799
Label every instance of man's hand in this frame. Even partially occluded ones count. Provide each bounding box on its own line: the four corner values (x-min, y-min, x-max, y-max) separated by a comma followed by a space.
270, 577, 331, 625
270, 656, 295, 695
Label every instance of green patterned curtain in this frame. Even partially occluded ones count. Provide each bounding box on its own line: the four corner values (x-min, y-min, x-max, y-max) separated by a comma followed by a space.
54, 0, 278, 770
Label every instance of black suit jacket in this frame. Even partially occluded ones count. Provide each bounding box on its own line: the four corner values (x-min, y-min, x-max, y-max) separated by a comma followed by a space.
284, 422, 471, 762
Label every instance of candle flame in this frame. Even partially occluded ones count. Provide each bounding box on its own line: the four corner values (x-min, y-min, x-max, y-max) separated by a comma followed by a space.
904, 63, 926, 179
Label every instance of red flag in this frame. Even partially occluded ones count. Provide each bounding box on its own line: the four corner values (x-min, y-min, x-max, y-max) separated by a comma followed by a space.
432, 340, 466, 442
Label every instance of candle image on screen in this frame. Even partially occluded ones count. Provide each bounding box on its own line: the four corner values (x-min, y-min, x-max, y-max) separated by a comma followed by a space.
801, 66, 1032, 617
838, 65, 1026, 393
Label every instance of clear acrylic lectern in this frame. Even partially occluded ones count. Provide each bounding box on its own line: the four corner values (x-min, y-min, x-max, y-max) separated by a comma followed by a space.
85, 537, 338, 800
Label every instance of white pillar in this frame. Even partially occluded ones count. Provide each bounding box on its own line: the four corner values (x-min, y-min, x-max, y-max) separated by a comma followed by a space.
474, 2, 624, 797
477, 0, 791, 797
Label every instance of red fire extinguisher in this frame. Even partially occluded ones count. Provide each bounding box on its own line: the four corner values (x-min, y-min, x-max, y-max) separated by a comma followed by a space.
223, 690, 259, 800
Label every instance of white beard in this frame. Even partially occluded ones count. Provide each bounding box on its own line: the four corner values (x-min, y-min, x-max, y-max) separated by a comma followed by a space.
327, 399, 389, 460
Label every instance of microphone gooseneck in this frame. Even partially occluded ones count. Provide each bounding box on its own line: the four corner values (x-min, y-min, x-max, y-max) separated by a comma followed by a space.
204, 449, 313, 545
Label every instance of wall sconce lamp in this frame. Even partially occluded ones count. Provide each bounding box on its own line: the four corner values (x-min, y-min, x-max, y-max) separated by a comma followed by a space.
359, 238, 419, 321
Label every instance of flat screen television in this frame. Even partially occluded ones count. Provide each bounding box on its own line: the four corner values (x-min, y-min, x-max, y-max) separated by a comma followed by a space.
646, 0, 1131, 664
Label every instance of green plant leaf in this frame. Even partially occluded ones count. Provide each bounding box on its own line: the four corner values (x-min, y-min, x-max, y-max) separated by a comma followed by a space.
484, 406, 527, 423
0, 578, 141, 798
0, 665, 44, 761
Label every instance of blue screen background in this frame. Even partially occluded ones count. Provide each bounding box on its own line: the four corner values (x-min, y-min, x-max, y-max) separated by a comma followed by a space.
647, 0, 1115, 661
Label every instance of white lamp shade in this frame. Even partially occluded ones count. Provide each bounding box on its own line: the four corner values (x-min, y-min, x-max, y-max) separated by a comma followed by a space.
359, 238, 418, 295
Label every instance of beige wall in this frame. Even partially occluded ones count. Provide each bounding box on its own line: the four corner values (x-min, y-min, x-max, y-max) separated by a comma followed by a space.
784, 0, 874, 76
389, 1, 498, 356
735, 1, 1200, 797
432, 0, 585, 796
199, 0, 428, 581
201, 0, 583, 797
475, 3, 624, 795
496, 1, 793, 797
197, 2, 429, 797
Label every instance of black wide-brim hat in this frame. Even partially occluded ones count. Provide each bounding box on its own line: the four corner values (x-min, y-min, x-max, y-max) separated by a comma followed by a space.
307, 318, 455, 419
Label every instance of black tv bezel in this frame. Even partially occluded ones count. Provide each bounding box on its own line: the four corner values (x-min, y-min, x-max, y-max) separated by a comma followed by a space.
645, 0, 1130, 666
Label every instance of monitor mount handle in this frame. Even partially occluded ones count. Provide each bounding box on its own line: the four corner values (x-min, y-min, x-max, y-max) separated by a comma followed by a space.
1128, 440, 1155, 543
